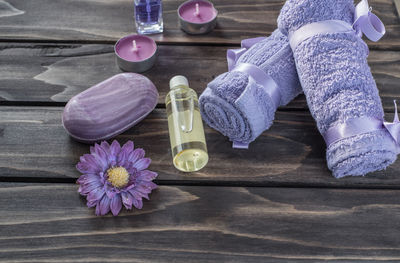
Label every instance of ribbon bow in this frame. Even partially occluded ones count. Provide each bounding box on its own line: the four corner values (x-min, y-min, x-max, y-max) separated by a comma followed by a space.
383, 101, 400, 145
323, 101, 400, 149
227, 37, 266, 71
353, 0, 386, 42
288, 0, 386, 51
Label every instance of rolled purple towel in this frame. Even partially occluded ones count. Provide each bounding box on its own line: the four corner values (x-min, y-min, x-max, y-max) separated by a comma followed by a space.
199, 29, 302, 147
278, 0, 397, 177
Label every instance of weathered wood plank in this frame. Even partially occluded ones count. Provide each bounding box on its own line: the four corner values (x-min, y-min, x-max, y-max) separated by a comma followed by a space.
395, 0, 400, 20
0, 43, 231, 106
1, 106, 400, 187
1, 43, 399, 110
1, 183, 400, 262
0, 0, 398, 48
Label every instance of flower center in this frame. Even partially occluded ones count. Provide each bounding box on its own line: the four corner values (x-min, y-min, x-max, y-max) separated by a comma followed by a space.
107, 166, 130, 188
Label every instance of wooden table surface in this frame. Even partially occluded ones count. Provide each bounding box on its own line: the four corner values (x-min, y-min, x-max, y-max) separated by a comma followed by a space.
1, 0, 400, 262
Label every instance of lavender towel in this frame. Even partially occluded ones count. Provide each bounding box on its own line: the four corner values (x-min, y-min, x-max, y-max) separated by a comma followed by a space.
199, 29, 302, 146
278, 0, 397, 178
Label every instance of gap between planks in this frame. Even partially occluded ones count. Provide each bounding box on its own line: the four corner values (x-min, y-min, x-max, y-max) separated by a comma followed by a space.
3, 176, 400, 190
0, 39, 242, 48
0, 36, 399, 51
0, 103, 397, 114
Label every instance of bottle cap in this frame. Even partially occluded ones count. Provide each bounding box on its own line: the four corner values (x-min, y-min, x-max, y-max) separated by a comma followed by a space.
169, 75, 189, 89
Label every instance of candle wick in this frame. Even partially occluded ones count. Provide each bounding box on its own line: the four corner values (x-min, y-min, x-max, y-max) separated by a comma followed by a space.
132, 40, 138, 52
194, 3, 200, 16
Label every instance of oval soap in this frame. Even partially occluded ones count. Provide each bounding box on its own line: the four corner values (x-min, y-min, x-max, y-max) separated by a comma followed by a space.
62, 73, 158, 143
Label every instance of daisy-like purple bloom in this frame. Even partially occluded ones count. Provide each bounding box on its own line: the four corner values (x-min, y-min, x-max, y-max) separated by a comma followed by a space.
76, 140, 158, 216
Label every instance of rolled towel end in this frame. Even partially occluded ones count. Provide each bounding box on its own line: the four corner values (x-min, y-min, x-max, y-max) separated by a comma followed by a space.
199, 87, 251, 144
327, 130, 398, 178
199, 81, 276, 146
199, 29, 301, 148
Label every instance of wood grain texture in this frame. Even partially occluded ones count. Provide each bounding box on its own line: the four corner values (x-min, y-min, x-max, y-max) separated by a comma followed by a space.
395, 0, 400, 20
0, 0, 398, 48
1, 43, 400, 110
1, 1, 399, 260
0, 43, 228, 106
1, 106, 400, 187
1, 183, 400, 262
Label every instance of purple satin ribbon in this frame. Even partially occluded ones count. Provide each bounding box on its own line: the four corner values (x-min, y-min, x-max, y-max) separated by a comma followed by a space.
288, 0, 385, 51
353, 0, 386, 42
289, 20, 357, 51
226, 37, 282, 149
323, 101, 400, 150
227, 37, 266, 71
383, 101, 400, 145
232, 141, 249, 149
227, 38, 281, 108
323, 116, 385, 146
231, 63, 280, 110
287, 0, 393, 148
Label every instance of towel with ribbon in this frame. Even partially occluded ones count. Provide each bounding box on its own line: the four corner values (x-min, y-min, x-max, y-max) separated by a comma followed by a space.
323, 101, 400, 152
288, 0, 385, 51
278, 0, 398, 178
199, 29, 302, 149
226, 38, 282, 111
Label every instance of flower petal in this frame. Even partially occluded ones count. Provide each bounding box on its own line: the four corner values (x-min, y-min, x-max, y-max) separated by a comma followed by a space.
129, 189, 149, 200
121, 141, 134, 155
87, 187, 105, 203
137, 170, 158, 181
121, 191, 133, 210
100, 141, 111, 153
133, 158, 151, 171
134, 182, 154, 194
105, 185, 117, 199
78, 180, 103, 195
127, 167, 138, 179
110, 194, 122, 216
87, 199, 98, 208
110, 140, 121, 157
127, 148, 145, 164
95, 203, 101, 215
99, 141, 113, 162
92, 143, 109, 170
117, 141, 134, 166
146, 181, 158, 190
76, 174, 100, 185
97, 195, 111, 216
76, 154, 101, 174
127, 173, 138, 185
133, 198, 143, 209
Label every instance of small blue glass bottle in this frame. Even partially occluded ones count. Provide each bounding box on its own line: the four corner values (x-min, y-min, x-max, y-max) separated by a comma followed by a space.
134, 0, 164, 34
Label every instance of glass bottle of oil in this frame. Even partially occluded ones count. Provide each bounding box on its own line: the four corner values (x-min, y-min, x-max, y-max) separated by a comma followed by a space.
166, 75, 208, 172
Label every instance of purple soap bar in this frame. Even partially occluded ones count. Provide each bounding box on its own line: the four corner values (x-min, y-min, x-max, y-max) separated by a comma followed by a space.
62, 73, 158, 143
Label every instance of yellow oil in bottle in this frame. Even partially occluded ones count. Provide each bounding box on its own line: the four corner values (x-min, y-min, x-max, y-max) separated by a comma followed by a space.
166, 76, 208, 172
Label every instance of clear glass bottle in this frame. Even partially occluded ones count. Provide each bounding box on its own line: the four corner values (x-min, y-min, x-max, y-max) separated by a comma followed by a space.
166, 76, 209, 172
134, 0, 164, 34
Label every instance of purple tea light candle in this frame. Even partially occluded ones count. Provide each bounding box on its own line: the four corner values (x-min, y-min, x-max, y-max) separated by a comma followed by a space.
115, 34, 157, 72
178, 0, 218, 34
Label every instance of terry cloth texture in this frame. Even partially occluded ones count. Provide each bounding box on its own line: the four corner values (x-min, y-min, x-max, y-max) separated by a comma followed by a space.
278, 0, 397, 178
199, 29, 302, 146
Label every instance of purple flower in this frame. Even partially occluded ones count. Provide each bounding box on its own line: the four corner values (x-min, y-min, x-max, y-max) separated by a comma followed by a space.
76, 140, 158, 216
